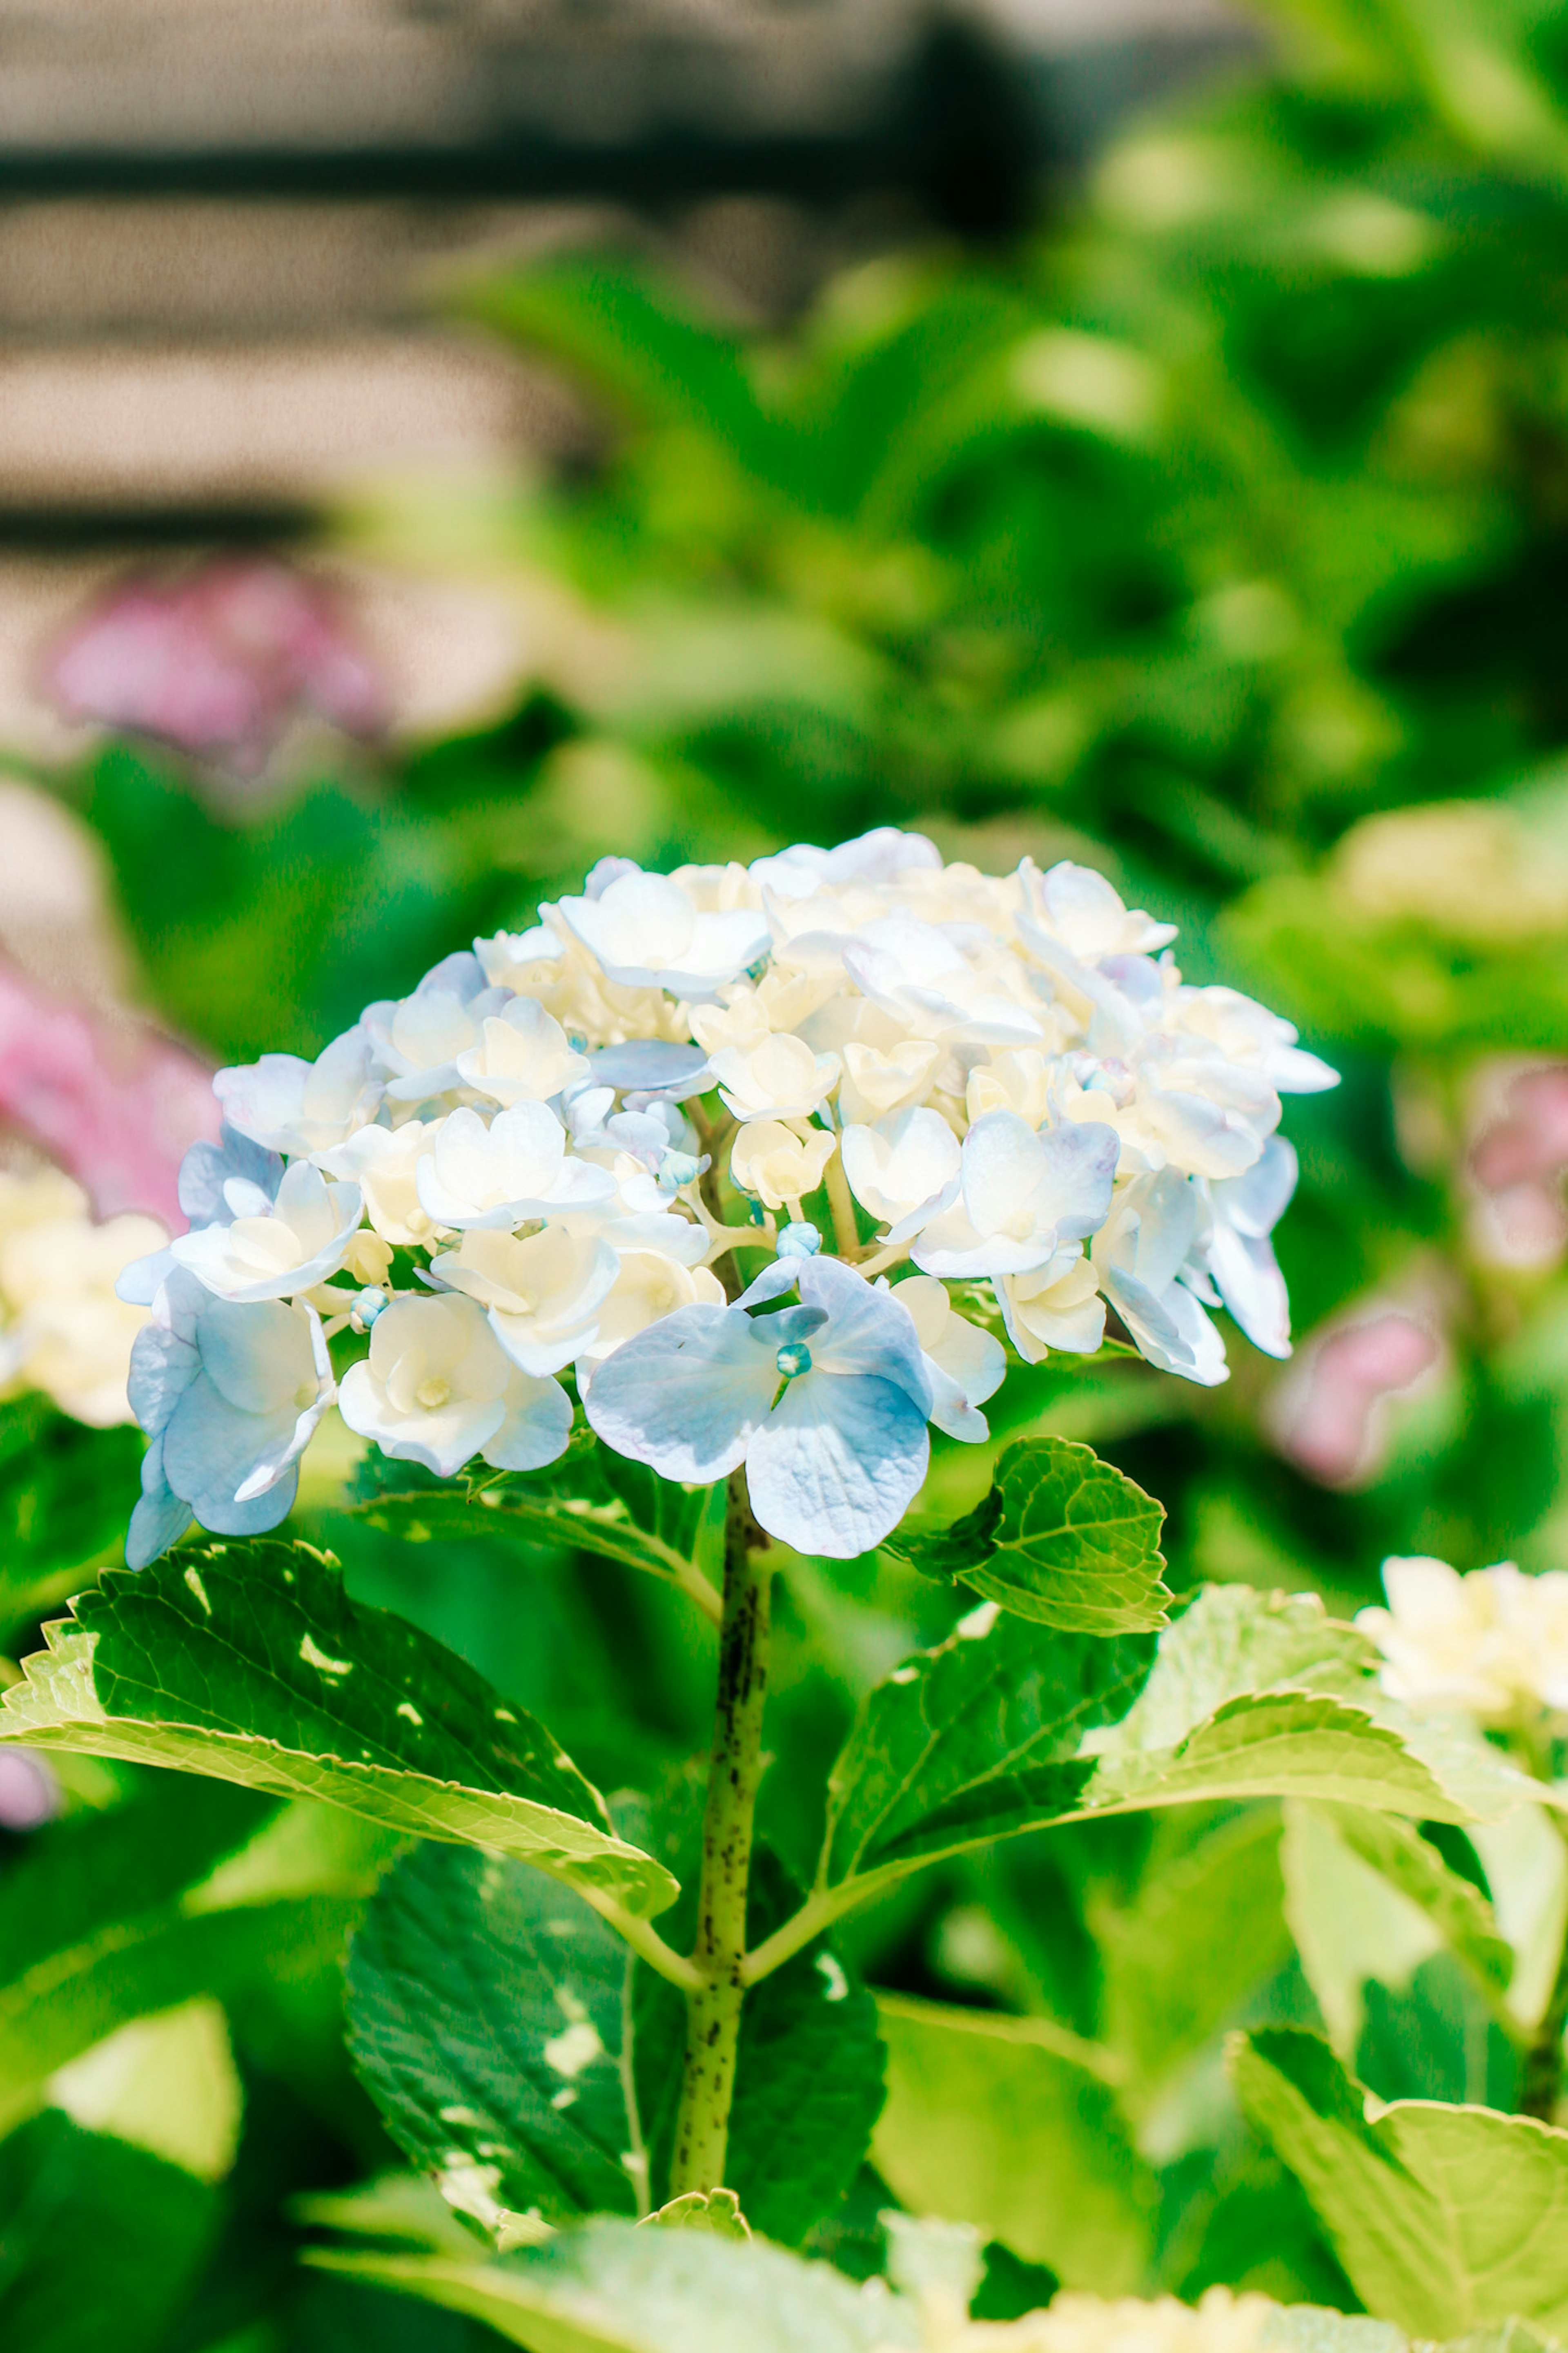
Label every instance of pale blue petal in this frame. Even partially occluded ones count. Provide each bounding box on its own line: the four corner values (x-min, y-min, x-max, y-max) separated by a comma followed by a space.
747, 1373, 929, 1559
163, 1378, 301, 1514
734, 1259, 800, 1311
923, 1360, 990, 1443
796, 1257, 933, 1413
116, 1246, 178, 1307
197, 1298, 316, 1414
589, 1042, 710, 1096
178, 1124, 283, 1226
483, 1375, 575, 1473
197, 1465, 301, 1540
126, 1439, 193, 1568
585, 1304, 776, 1483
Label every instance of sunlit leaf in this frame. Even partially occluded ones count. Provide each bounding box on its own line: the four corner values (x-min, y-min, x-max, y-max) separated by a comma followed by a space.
820, 1588, 1527, 1903
884, 1436, 1171, 1635
0, 1541, 675, 1918
1233, 2028, 1568, 2336
873, 1994, 1155, 2290
310, 2218, 921, 2353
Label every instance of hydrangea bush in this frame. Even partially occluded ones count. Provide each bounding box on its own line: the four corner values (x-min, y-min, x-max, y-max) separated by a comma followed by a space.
10, 832, 1568, 2348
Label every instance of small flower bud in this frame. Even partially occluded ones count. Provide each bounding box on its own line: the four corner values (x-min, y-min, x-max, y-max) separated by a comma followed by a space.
775, 1340, 813, 1380
776, 1221, 822, 1259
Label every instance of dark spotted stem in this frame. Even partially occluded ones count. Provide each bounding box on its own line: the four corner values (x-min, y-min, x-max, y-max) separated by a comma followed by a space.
670, 1466, 771, 2195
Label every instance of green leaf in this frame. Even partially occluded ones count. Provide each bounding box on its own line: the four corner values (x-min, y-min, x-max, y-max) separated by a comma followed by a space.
1282, 1804, 1512, 2053
818, 1587, 1515, 1907
347, 1840, 648, 2235
0, 1541, 675, 1918
465, 261, 795, 497
0, 2110, 218, 2353
0, 1397, 143, 1638
349, 1842, 885, 2250
0, 1779, 356, 2102
820, 1603, 1152, 1893
1232, 2027, 1568, 2337
352, 1441, 724, 1620
1076, 1588, 1531, 1828
872, 1994, 1156, 2290
642, 2190, 750, 2237
1097, 1808, 1293, 2100
885, 1436, 1171, 1634
633, 1847, 886, 2246
309, 2217, 922, 2353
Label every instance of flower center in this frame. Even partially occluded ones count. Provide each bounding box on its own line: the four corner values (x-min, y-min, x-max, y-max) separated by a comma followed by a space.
775, 1340, 812, 1381
415, 1376, 452, 1410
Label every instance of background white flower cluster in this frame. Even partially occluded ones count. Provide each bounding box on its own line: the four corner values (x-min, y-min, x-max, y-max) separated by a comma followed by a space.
0, 1169, 161, 1427
119, 826, 1334, 1563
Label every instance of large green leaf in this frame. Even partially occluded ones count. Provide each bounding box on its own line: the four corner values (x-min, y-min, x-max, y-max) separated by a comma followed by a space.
351, 1442, 724, 1621
349, 1842, 884, 2250
310, 2218, 922, 2353
0, 1780, 378, 2102
1233, 2028, 1568, 2337
0, 1396, 143, 1639
1282, 1803, 1512, 2053
820, 1605, 1148, 1894
0, 1542, 675, 1918
0, 2110, 218, 2353
466, 262, 795, 497
1097, 1807, 1294, 2101
883, 1436, 1171, 1635
347, 1840, 648, 2236
817, 1588, 1519, 1908
872, 1994, 1156, 2290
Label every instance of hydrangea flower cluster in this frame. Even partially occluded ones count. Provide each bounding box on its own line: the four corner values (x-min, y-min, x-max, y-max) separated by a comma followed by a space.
0, 1169, 163, 1427
1357, 1555, 1568, 1724
119, 828, 1334, 1565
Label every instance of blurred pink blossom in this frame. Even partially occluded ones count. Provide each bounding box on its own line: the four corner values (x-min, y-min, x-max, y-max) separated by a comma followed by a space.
0, 1751, 58, 1831
0, 959, 218, 1226
1468, 1062, 1568, 1269
1270, 1308, 1442, 1487
45, 555, 386, 774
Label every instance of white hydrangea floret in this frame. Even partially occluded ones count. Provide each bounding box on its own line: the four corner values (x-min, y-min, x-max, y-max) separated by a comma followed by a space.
841, 1108, 961, 1243
169, 1161, 364, 1303
315, 1119, 445, 1247
1091, 1169, 1227, 1386
338, 1292, 572, 1479
892, 1274, 1005, 1441
432, 1226, 621, 1376
709, 1033, 840, 1124
730, 1120, 837, 1213
913, 1110, 1119, 1280
415, 1104, 616, 1231
557, 865, 769, 1001
1356, 1555, 1568, 1723
454, 997, 590, 1108
214, 1028, 381, 1157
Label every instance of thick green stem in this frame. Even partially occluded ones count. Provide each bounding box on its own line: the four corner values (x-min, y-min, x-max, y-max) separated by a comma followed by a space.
670, 1470, 771, 2194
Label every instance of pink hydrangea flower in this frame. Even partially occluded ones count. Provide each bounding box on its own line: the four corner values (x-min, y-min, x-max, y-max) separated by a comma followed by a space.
46, 556, 385, 774
0, 958, 219, 1225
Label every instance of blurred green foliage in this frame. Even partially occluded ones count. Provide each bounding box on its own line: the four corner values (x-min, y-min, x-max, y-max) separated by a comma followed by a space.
11, 0, 1568, 2342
